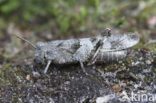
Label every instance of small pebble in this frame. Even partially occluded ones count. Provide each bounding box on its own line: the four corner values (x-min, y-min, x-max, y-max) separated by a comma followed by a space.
147, 16, 156, 29
26, 74, 31, 80
32, 71, 40, 78
145, 60, 152, 65
96, 94, 115, 103
112, 84, 121, 92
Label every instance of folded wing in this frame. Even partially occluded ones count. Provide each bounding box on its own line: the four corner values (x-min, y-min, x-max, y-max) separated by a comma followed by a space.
101, 33, 139, 51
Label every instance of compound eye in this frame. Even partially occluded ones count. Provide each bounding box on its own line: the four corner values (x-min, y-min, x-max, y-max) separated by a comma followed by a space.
101, 28, 111, 37
36, 42, 45, 49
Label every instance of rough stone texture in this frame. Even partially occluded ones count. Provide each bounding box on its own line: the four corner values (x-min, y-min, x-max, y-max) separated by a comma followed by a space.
0, 48, 156, 103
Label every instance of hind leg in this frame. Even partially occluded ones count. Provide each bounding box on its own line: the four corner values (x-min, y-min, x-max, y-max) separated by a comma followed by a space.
88, 28, 111, 65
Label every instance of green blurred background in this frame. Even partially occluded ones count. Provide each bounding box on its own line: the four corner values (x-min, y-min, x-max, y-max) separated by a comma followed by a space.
0, 0, 156, 58
0, 0, 155, 33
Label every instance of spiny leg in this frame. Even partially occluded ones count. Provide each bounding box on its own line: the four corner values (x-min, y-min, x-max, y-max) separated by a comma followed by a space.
88, 28, 111, 65
44, 60, 52, 74
88, 49, 100, 65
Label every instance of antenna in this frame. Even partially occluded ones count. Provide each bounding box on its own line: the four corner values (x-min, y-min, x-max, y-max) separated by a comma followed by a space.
14, 34, 36, 48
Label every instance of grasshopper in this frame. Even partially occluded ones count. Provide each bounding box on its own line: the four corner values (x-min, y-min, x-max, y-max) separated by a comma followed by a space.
15, 28, 139, 74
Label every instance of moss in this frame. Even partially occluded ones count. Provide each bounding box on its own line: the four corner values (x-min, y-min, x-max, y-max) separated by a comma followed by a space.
152, 67, 156, 73
133, 42, 144, 50
0, 64, 27, 86
132, 37, 144, 50
0, 64, 13, 85
0, 53, 4, 64
99, 62, 122, 72
144, 77, 148, 82
12, 96, 19, 103
154, 55, 156, 63
147, 44, 156, 53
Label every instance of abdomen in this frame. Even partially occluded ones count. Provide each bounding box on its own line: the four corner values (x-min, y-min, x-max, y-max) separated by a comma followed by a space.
95, 50, 128, 63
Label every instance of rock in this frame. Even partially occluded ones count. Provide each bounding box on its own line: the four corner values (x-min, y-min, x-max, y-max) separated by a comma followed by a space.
96, 94, 115, 103
26, 74, 31, 81
32, 71, 41, 78
147, 16, 156, 29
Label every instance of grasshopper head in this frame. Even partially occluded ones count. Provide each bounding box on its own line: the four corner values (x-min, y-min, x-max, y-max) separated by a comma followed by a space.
101, 28, 111, 37
34, 42, 47, 64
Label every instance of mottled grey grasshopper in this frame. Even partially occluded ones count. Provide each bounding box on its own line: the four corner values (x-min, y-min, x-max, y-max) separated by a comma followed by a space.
15, 28, 139, 74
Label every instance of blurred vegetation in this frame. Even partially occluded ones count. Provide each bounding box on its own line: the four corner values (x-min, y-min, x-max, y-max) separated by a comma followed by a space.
0, 0, 155, 60
0, 0, 155, 35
